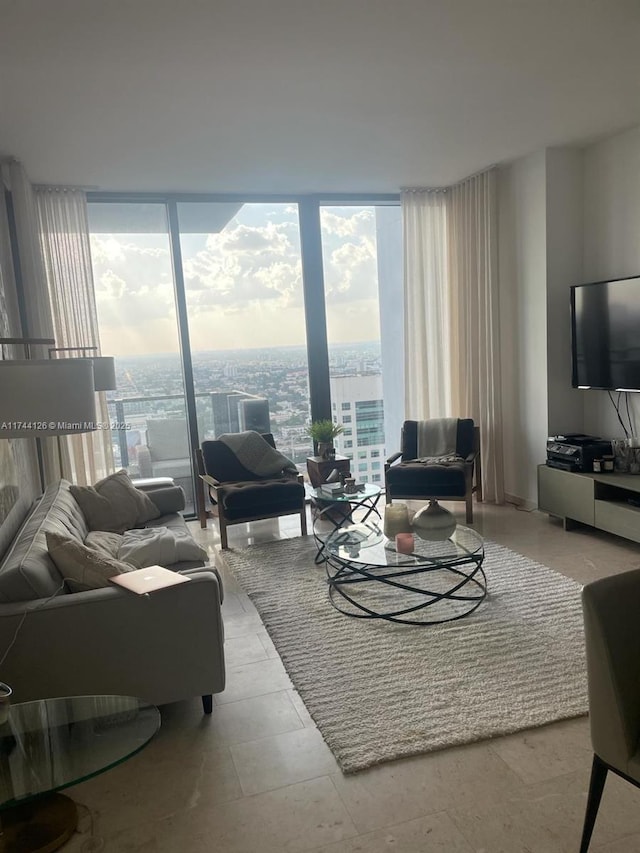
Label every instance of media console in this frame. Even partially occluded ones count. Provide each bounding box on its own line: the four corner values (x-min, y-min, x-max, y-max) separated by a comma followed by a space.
538, 464, 640, 544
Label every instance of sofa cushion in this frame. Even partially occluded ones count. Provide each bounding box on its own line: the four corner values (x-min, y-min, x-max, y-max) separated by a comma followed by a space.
220, 479, 304, 521
46, 531, 133, 593
0, 480, 88, 602
386, 461, 468, 497
71, 470, 161, 533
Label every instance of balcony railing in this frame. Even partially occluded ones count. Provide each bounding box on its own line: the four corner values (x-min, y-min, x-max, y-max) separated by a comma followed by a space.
106, 392, 316, 515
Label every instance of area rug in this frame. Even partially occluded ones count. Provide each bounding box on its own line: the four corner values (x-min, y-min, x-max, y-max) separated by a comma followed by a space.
222, 536, 588, 773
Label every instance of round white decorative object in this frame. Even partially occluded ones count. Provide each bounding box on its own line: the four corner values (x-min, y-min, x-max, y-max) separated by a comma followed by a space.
411, 500, 456, 540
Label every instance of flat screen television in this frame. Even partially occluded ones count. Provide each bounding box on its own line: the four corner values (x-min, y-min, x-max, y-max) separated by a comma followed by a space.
571, 275, 640, 391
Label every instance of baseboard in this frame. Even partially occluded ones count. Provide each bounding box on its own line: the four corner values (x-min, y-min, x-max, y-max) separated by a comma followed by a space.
504, 492, 537, 512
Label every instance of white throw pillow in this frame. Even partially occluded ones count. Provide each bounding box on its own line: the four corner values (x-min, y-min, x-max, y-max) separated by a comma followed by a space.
46, 531, 133, 593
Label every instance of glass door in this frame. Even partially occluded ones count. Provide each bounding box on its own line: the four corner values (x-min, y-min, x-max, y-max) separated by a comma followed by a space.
177, 202, 312, 471
87, 203, 195, 511
320, 204, 403, 484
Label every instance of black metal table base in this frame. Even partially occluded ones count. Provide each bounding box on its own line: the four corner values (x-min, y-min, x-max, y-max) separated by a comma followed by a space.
324, 553, 487, 625
313, 494, 382, 565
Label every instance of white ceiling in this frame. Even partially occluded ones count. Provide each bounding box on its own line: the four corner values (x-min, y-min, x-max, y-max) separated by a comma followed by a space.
1, 0, 640, 194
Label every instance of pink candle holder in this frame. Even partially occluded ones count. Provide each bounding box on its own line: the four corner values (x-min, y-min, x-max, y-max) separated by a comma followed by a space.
395, 532, 414, 554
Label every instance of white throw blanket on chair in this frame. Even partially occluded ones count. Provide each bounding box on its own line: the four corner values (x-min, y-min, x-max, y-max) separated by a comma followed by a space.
416, 418, 458, 458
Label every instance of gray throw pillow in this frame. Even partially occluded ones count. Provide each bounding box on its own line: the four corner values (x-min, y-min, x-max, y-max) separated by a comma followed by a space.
46, 531, 133, 593
70, 470, 161, 533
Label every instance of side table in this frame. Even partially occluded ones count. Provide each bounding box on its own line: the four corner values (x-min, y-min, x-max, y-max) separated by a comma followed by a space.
310, 483, 383, 563
306, 455, 351, 488
0, 695, 159, 853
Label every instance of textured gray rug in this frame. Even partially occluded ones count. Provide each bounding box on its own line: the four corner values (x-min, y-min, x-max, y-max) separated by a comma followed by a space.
222, 535, 588, 773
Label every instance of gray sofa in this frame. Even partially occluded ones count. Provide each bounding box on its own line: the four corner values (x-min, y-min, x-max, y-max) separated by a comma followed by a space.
0, 479, 225, 710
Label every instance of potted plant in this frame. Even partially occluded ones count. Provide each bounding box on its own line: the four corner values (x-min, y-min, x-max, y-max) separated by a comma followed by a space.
307, 419, 345, 460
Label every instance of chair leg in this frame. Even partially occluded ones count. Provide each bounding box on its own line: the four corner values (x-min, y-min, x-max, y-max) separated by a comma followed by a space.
465, 494, 473, 524
579, 754, 608, 853
475, 455, 483, 503
300, 506, 308, 537
219, 515, 229, 550
202, 694, 213, 714
198, 487, 208, 529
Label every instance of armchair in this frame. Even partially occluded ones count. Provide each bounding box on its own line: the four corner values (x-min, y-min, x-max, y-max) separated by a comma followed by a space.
197, 432, 307, 549
384, 418, 482, 523
579, 568, 640, 852
136, 418, 194, 509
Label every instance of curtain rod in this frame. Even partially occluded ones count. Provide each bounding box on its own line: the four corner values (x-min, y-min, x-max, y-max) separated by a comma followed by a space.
34, 184, 100, 193
401, 163, 498, 194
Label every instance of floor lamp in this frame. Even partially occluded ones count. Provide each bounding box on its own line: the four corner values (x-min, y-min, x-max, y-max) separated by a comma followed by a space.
0, 340, 98, 490
47, 346, 116, 393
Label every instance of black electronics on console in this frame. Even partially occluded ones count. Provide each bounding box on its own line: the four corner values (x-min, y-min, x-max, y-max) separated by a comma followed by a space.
546, 434, 613, 473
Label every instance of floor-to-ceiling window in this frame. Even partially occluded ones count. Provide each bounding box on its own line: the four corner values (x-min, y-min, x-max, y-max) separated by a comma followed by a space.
87, 195, 401, 515
87, 202, 194, 510
178, 201, 312, 467
320, 204, 402, 483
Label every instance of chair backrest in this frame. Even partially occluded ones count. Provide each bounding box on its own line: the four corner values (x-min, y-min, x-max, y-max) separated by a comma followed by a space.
201, 433, 276, 483
146, 419, 189, 461
582, 568, 640, 776
400, 419, 475, 460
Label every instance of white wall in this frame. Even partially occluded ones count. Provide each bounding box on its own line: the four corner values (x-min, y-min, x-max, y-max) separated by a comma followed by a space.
582, 125, 640, 440
498, 151, 548, 505
545, 147, 584, 436
497, 124, 640, 505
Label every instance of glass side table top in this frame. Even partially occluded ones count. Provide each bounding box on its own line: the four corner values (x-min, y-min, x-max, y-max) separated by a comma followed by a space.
324, 521, 484, 568
0, 695, 160, 808
309, 483, 382, 503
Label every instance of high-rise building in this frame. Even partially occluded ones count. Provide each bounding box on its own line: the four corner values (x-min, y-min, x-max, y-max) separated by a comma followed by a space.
210, 390, 271, 437
330, 373, 385, 485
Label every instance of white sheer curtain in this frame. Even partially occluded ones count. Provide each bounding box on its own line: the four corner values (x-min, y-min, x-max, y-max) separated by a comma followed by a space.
5, 162, 58, 482
6, 163, 54, 348
401, 189, 450, 419
401, 169, 504, 502
448, 169, 503, 503
36, 188, 114, 484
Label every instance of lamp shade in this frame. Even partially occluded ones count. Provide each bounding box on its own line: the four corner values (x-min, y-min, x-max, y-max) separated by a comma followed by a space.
0, 360, 97, 437
46, 348, 117, 392
91, 356, 117, 392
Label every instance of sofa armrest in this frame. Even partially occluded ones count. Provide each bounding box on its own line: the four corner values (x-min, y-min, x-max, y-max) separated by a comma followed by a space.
143, 485, 186, 514
0, 570, 225, 704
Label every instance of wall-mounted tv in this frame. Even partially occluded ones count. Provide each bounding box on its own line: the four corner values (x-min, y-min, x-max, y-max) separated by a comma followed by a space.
571, 275, 640, 391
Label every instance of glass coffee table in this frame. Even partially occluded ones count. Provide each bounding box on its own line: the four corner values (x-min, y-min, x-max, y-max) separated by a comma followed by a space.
0, 694, 160, 852
309, 483, 382, 564
322, 520, 486, 625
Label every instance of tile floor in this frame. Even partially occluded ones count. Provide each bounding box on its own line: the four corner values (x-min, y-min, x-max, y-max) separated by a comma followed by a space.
64, 500, 640, 852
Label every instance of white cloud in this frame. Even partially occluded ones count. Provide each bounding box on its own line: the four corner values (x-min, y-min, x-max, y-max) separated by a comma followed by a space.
89, 205, 383, 354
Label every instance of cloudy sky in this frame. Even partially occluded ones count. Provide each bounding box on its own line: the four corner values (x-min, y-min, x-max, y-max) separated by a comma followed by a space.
90, 203, 397, 357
